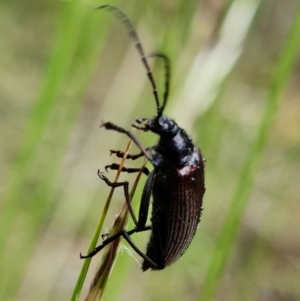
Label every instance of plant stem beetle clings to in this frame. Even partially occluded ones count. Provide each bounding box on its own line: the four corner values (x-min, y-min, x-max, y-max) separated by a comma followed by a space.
81, 5, 206, 271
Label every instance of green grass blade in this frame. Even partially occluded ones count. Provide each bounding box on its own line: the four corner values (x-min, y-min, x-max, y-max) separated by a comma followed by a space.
0, 2, 87, 296
199, 3, 300, 300
71, 139, 134, 301
0, 1, 111, 299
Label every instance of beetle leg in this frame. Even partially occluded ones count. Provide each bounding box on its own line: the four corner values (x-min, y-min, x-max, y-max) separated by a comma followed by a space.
101, 232, 109, 240
105, 163, 150, 176
110, 149, 146, 160
137, 170, 156, 228
97, 170, 139, 226
101, 122, 153, 163
80, 226, 157, 268
93, 169, 159, 269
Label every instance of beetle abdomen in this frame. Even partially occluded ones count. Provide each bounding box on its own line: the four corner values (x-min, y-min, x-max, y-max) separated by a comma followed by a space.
142, 148, 205, 271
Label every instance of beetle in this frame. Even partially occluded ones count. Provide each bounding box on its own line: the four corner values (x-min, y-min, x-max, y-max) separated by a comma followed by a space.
81, 5, 205, 271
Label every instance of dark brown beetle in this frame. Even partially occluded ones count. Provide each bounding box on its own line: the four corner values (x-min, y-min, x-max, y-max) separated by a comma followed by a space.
81, 5, 205, 271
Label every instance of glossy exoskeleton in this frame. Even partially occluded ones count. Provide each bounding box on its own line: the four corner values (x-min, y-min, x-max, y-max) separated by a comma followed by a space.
81, 5, 205, 271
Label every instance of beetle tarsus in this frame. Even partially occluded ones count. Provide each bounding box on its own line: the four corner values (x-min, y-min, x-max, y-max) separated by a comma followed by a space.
110, 149, 145, 160
105, 163, 150, 176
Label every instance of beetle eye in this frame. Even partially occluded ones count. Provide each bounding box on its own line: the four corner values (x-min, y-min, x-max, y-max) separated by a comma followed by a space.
158, 116, 166, 127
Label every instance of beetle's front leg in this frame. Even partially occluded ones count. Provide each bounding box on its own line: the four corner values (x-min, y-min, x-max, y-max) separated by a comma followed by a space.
101, 122, 153, 163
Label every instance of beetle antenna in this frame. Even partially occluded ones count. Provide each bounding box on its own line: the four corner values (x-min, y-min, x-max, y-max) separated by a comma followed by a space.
97, 5, 161, 114
148, 53, 170, 116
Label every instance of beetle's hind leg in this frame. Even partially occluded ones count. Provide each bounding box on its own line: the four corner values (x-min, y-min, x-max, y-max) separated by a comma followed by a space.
83, 170, 156, 267
80, 226, 157, 269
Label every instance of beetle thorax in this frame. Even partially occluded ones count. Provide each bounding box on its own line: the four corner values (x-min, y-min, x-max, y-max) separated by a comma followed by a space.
145, 115, 194, 168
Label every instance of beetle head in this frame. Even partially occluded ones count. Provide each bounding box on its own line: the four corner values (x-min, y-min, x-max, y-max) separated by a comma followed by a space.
134, 115, 179, 138
151, 115, 179, 137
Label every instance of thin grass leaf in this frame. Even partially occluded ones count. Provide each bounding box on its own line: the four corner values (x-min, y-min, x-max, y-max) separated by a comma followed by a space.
71, 138, 134, 301
0, 2, 95, 298
1, 1, 117, 299
85, 160, 147, 301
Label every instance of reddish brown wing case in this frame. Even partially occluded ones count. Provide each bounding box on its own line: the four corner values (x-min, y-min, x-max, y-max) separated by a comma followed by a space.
142, 148, 205, 271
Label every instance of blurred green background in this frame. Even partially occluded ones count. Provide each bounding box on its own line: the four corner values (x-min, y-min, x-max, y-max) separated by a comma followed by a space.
1, 0, 300, 300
